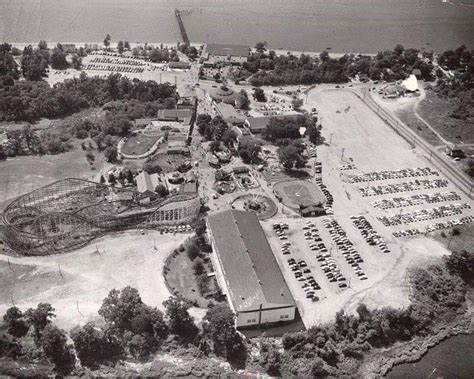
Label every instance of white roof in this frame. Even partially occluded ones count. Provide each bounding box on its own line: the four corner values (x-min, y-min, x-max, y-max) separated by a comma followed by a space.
401, 75, 419, 92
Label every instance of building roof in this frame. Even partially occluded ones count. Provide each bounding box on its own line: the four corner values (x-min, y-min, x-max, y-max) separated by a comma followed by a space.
245, 114, 301, 133
134, 118, 155, 127
215, 103, 245, 124
157, 108, 193, 124
136, 172, 162, 193
205, 43, 250, 58
178, 85, 196, 99
208, 210, 295, 312
209, 86, 237, 104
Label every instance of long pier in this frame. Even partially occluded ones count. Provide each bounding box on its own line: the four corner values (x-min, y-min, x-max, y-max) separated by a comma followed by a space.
175, 9, 190, 45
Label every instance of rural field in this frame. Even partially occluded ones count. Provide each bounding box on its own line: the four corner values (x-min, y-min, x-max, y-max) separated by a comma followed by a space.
0, 230, 191, 330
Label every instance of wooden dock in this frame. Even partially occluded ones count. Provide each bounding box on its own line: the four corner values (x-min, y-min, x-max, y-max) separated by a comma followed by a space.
175, 9, 190, 45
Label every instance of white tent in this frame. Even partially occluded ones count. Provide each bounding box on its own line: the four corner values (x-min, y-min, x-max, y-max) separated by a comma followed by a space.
401, 74, 419, 92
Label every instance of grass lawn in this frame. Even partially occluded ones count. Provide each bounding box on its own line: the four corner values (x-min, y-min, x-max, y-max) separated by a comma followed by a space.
394, 106, 442, 146
164, 248, 219, 308
121, 133, 160, 156
431, 224, 474, 253
417, 86, 474, 144
0, 143, 106, 211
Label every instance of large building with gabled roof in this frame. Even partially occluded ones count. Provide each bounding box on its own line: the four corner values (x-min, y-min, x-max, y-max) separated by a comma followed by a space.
207, 210, 296, 328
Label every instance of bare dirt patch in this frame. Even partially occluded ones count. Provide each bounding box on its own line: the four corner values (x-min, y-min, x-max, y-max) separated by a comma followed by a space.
0, 230, 190, 330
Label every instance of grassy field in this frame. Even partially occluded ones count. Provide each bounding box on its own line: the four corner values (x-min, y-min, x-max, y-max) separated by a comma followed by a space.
0, 144, 106, 211
121, 133, 161, 156
431, 224, 474, 253
394, 106, 442, 146
417, 86, 474, 144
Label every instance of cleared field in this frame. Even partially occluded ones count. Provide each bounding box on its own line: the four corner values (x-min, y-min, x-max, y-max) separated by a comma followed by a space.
0, 148, 106, 211
274, 180, 325, 209
121, 133, 160, 156
0, 230, 190, 330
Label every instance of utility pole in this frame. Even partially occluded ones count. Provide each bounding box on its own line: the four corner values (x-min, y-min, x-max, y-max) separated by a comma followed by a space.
340, 148, 345, 162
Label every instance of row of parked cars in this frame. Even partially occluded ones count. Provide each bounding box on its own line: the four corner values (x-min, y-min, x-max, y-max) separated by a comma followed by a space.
273, 222, 321, 301
393, 215, 474, 237
347, 167, 438, 184
322, 218, 368, 281
371, 191, 462, 210
315, 175, 334, 214
358, 179, 449, 197
303, 221, 348, 289
378, 203, 470, 227
350, 215, 390, 253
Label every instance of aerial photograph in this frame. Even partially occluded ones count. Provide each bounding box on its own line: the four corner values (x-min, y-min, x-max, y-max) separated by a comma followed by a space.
0, 0, 473, 377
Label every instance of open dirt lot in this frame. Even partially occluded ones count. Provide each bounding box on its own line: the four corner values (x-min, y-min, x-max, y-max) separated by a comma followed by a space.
0, 230, 191, 330
260, 87, 474, 328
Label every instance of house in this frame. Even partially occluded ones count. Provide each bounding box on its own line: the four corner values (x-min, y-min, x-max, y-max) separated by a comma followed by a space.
167, 140, 190, 156
207, 210, 296, 328
445, 144, 464, 158
178, 85, 197, 106
134, 118, 155, 128
245, 115, 301, 134
136, 171, 167, 204
400, 75, 419, 93
157, 109, 193, 125
168, 61, 191, 69
201, 43, 250, 67
299, 203, 326, 217
214, 102, 246, 126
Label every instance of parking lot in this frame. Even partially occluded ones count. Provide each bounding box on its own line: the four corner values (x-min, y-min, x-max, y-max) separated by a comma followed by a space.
258, 88, 472, 327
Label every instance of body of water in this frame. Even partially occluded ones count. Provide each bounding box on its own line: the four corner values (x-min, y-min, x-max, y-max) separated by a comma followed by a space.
0, 0, 473, 53
388, 334, 474, 379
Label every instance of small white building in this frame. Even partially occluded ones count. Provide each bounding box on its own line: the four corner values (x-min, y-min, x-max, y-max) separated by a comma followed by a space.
207, 210, 296, 328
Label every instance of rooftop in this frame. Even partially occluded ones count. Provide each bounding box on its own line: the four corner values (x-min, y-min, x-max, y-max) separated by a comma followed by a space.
246, 114, 302, 133
136, 171, 163, 193
205, 43, 250, 58
157, 108, 193, 124
207, 210, 295, 312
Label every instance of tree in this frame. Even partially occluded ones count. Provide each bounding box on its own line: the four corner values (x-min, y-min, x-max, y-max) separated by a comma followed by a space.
259, 341, 281, 376
253, 87, 267, 102
41, 324, 75, 374
124, 41, 131, 50
0, 43, 19, 79
236, 89, 249, 109
203, 304, 246, 364
319, 50, 330, 62
3, 307, 29, 338
117, 40, 124, 54
38, 40, 48, 50
100, 174, 106, 184
278, 142, 308, 170
21, 46, 48, 81
70, 322, 123, 369
108, 173, 117, 185
238, 139, 261, 164
104, 34, 112, 50
255, 41, 268, 53
394, 44, 405, 56
50, 46, 69, 69
163, 297, 198, 342
192, 258, 205, 276
24, 303, 55, 342
71, 54, 82, 70
155, 184, 169, 197
291, 98, 303, 111
307, 124, 323, 145
443, 250, 474, 285
187, 241, 200, 260
104, 146, 118, 163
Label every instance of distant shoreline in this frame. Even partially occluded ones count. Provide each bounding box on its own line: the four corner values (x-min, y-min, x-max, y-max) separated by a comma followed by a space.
8, 41, 377, 58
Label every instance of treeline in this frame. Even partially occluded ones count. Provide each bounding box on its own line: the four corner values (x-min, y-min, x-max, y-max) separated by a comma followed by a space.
254, 249, 472, 377
0, 71, 177, 122
0, 288, 246, 376
244, 43, 435, 86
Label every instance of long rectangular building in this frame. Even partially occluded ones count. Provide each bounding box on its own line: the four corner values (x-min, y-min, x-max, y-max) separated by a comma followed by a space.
207, 210, 296, 328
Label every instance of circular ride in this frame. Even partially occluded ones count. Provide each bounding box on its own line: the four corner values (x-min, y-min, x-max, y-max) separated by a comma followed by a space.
232, 193, 278, 220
